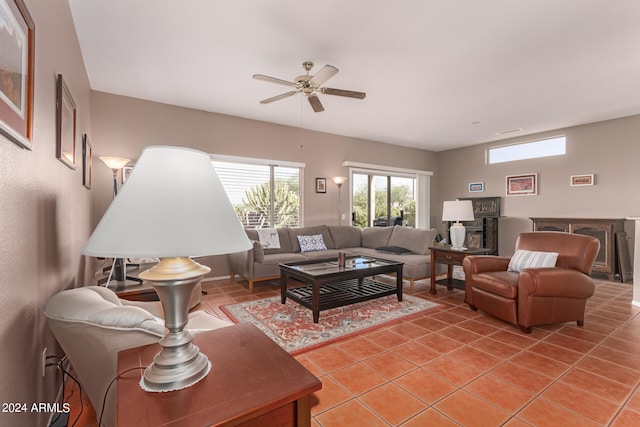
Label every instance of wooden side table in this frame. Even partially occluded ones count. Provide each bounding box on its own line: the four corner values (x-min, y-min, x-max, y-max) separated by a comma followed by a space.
429, 246, 491, 294
117, 323, 322, 427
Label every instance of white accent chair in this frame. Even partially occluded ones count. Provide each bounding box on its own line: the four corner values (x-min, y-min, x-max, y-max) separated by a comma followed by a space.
43, 286, 231, 427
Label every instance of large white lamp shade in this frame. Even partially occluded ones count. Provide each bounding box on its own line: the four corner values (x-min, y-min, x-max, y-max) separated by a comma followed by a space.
442, 200, 475, 250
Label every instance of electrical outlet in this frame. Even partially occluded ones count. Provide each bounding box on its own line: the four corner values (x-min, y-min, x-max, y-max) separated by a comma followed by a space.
41, 347, 47, 377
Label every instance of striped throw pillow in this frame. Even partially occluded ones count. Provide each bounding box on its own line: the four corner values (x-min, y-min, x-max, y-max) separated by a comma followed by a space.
508, 249, 559, 272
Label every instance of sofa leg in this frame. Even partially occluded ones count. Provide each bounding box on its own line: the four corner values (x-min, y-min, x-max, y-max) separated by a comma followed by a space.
577, 320, 584, 327
229, 271, 235, 282
249, 280, 254, 294
409, 279, 414, 294
520, 326, 532, 334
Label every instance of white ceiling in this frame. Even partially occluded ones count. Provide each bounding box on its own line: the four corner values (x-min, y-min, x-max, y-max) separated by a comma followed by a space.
68, 0, 640, 152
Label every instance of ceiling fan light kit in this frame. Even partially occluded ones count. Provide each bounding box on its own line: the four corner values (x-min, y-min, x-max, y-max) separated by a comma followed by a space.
253, 61, 366, 112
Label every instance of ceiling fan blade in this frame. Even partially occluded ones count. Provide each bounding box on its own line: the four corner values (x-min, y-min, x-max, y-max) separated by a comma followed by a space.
307, 94, 324, 112
253, 74, 296, 87
310, 65, 338, 86
259, 91, 298, 104
321, 87, 366, 99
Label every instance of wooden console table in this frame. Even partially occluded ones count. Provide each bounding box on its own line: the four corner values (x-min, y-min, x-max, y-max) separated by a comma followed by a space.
117, 323, 322, 426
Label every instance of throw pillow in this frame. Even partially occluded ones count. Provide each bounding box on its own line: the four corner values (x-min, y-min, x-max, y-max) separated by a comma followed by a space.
376, 246, 412, 255
297, 234, 327, 253
508, 249, 559, 272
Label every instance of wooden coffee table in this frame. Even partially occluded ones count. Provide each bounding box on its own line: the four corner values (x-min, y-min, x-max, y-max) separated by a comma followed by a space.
280, 256, 403, 323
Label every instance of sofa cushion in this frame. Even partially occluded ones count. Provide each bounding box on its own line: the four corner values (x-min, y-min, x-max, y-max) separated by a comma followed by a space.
387, 226, 436, 255
245, 228, 293, 254
508, 249, 559, 272
328, 226, 362, 249
289, 225, 335, 252
361, 226, 393, 249
376, 246, 412, 255
297, 234, 328, 252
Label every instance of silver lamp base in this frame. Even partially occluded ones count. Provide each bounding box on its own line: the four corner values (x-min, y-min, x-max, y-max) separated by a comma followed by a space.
449, 222, 467, 250
138, 257, 211, 392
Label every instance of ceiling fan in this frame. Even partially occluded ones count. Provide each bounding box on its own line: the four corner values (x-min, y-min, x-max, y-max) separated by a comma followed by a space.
253, 61, 366, 112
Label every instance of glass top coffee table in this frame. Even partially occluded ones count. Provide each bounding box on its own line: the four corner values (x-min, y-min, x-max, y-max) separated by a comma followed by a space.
279, 256, 404, 323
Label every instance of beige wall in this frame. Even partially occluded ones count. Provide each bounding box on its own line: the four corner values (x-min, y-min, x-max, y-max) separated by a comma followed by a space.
0, 1, 92, 425
435, 115, 640, 258
89, 91, 439, 276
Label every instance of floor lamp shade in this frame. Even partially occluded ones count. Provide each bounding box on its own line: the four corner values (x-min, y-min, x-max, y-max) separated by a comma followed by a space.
82, 146, 251, 392
442, 200, 474, 250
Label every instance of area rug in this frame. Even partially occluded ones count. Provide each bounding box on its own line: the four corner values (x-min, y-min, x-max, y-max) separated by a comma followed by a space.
221, 295, 440, 355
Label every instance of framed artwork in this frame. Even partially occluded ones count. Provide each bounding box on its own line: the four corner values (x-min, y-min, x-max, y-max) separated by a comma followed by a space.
316, 178, 326, 193
82, 134, 92, 189
0, 0, 35, 150
570, 174, 594, 186
122, 165, 134, 183
468, 182, 484, 192
56, 74, 76, 169
506, 173, 537, 196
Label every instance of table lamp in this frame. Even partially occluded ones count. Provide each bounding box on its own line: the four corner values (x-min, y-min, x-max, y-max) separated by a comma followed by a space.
442, 200, 474, 250
83, 146, 251, 392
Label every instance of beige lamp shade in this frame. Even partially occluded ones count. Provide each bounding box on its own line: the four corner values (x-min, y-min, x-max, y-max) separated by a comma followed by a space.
83, 146, 251, 258
442, 200, 474, 222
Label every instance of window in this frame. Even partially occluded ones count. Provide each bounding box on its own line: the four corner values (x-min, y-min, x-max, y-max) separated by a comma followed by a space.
212, 156, 303, 229
487, 136, 566, 164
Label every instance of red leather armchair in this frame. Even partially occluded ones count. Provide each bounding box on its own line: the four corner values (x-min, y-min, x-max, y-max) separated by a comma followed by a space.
462, 231, 600, 333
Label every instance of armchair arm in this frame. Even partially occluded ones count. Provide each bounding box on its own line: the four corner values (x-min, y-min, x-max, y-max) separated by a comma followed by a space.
518, 268, 596, 299
463, 255, 511, 275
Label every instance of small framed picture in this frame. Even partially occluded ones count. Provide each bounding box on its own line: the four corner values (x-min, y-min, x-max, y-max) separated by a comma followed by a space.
56, 74, 77, 169
82, 134, 92, 189
506, 173, 537, 196
122, 166, 134, 184
469, 182, 484, 192
316, 178, 326, 193
570, 174, 594, 186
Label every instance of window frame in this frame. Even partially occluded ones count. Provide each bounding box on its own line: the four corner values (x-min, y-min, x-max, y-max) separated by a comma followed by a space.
487, 135, 566, 164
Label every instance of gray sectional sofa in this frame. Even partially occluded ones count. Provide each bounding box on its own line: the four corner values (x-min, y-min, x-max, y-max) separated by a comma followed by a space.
228, 225, 440, 293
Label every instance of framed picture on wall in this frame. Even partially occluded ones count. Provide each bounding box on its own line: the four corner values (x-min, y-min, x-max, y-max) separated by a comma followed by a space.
122, 165, 134, 183
56, 74, 77, 169
82, 134, 92, 189
0, 0, 35, 150
506, 173, 537, 196
316, 178, 326, 193
570, 174, 594, 186
468, 182, 484, 192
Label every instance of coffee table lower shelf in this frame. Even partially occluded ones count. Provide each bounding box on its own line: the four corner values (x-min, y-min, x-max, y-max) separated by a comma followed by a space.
286, 278, 397, 315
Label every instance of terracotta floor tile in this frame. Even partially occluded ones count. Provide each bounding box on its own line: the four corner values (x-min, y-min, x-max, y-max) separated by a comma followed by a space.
434, 390, 510, 427
489, 330, 537, 349
364, 351, 417, 379
465, 374, 534, 413
556, 324, 610, 343
430, 310, 469, 325
388, 321, 431, 339
502, 418, 534, 427
560, 368, 633, 403
575, 355, 640, 387
329, 363, 387, 396
303, 346, 357, 373
468, 336, 522, 359
527, 341, 584, 365
365, 328, 411, 348
447, 346, 502, 371
437, 325, 483, 344
542, 381, 620, 424
489, 362, 554, 394
395, 368, 457, 404
400, 408, 460, 427
417, 332, 465, 354
310, 376, 353, 415
457, 318, 501, 335
610, 407, 640, 427
517, 398, 602, 427
360, 383, 425, 425
542, 332, 597, 353
391, 340, 441, 365
315, 399, 388, 427
602, 336, 640, 355
409, 316, 450, 332
509, 350, 570, 378
590, 345, 640, 371
294, 355, 324, 377
336, 336, 385, 360
424, 356, 483, 386
625, 387, 640, 412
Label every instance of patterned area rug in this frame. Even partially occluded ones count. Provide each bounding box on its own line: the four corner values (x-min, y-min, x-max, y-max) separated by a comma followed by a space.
221, 295, 440, 355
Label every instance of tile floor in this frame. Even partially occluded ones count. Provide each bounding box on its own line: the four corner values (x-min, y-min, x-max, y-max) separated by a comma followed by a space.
68, 277, 640, 427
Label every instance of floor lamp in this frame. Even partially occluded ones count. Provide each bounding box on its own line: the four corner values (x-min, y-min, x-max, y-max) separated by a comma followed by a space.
98, 156, 137, 283
84, 146, 251, 391
333, 176, 347, 225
